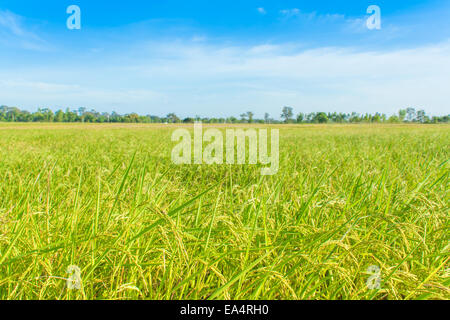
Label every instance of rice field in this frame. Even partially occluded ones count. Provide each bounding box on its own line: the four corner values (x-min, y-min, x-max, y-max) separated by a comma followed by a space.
0, 123, 448, 300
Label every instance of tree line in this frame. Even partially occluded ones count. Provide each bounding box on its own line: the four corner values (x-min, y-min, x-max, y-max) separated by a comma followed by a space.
0, 105, 448, 124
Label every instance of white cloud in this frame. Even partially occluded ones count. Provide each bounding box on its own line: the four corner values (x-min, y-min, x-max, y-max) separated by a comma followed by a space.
280, 8, 300, 18
192, 35, 207, 42
279, 8, 350, 26
257, 8, 266, 15
0, 80, 81, 92
0, 10, 25, 36
0, 79, 166, 111
1, 38, 450, 117
0, 10, 48, 51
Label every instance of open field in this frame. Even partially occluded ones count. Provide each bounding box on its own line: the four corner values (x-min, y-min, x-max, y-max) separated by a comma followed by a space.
0, 123, 448, 300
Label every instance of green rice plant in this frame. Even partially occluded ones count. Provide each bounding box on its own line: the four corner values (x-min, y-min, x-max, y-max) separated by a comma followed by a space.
0, 123, 448, 300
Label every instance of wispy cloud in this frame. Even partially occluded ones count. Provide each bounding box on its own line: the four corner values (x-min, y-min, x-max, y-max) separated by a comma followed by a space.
279, 8, 300, 18
257, 8, 267, 15
1, 39, 449, 116
0, 79, 166, 111
0, 10, 49, 51
279, 8, 348, 24
192, 35, 207, 42
0, 10, 23, 35
1, 4, 449, 117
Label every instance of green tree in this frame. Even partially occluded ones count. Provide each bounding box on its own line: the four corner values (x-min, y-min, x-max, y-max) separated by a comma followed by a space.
314, 112, 328, 123
246, 111, 254, 123
55, 110, 64, 122
372, 113, 381, 123
281, 106, 293, 123
166, 113, 180, 123
388, 115, 400, 123
406, 108, 416, 122
416, 110, 426, 123
399, 109, 407, 122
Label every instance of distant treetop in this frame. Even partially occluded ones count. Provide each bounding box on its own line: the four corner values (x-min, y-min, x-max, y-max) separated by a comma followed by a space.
0, 105, 448, 124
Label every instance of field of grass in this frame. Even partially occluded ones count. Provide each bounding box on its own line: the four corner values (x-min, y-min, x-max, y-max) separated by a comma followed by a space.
0, 123, 448, 300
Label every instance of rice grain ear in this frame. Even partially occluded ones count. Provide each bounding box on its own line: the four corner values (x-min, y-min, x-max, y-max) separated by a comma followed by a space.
0, 123, 448, 300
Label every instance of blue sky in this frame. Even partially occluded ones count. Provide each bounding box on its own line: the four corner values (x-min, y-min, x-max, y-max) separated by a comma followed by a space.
0, 0, 449, 118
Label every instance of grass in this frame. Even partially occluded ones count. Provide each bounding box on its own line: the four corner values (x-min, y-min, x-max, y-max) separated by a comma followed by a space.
0, 123, 448, 300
